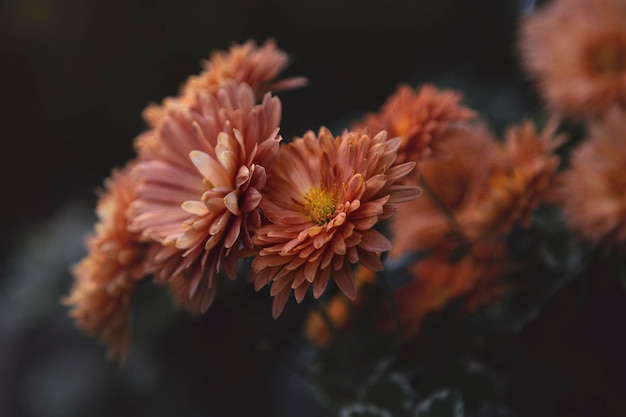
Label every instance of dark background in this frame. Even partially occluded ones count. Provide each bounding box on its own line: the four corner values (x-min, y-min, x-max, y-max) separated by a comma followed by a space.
2, 1, 624, 417
0, 0, 529, 259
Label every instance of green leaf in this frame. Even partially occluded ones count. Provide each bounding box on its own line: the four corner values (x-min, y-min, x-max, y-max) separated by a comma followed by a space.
363, 371, 416, 416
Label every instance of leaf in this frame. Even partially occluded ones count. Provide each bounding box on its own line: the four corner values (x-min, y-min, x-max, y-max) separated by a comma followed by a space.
363, 371, 416, 416
339, 403, 393, 417
413, 389, 464, 417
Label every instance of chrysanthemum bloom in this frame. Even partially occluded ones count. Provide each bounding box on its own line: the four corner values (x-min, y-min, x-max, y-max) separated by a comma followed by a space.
460, 119, 565, 241
557, 107, 626, 249
381, 243, 510, 341
303, 127, 511, 346
353, 83, 477, 166
129, 81, 281, 313
251, 128, 421, 318
389, 124, 496, 256
64, 164, 150, 360
378, 126, 512, 341
304, 120, 560, 345
386, 120, 562, 335
143, 39, 307, 127
519, 0, 626, 117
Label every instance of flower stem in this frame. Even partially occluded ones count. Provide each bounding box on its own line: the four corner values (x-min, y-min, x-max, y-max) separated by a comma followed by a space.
418, 175, 472, 249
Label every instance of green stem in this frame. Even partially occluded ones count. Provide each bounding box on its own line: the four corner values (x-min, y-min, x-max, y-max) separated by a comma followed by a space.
418, 175, 472, 249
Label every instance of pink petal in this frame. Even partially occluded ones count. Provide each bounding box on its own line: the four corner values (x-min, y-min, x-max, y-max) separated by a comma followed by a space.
359, 229, 392, 252
312, 267, 331, 298
294, 281, 310, 303
333, 265, 356, 300
388, 184, 422, 203
241, 187, 262, 213
189, 150, 230, 187
181, 200, 209, 215
272, 289, 291, 318
224, 190, 241, 215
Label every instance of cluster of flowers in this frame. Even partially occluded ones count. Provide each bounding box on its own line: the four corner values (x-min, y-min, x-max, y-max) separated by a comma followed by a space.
64, 39, 422, 360
66, 0, 626, 361
305, 0, 626, 346
520, 0, 626, 250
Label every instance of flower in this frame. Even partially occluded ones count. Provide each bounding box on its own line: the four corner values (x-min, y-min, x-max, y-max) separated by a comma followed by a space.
459, 119, 565, 241
386, 120, 563, 336
379, 125, 513, 341
353, 83, 477, 166
519, 0, 626, 116
129, 81, 282, 313
303, 125, 516, 346
142, 39, 307, 127
389, 124, 496, 256
557, 107, 626, 249
380, 242, 510, 341
64, 164, 149, 360
251, 128, 421, 318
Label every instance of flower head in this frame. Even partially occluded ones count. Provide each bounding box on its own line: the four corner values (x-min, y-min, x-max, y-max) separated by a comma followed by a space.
519, 0, 626, 116
64, 164, 149, 360
130, 81, 282, 313
143, 39, 307, 126
353, 83, 477, 166
557, 107, 626, 249
460, 119, 565, 240
389, 124, 496, 256
251, 128, 421, 318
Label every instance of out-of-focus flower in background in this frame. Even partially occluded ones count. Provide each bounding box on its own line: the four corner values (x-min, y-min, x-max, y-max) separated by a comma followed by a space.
519, 0, 626, 117
303, 97, 565, 349
556, 107, 626, 250
142, 39, 307, 127
353, 83, 477, 169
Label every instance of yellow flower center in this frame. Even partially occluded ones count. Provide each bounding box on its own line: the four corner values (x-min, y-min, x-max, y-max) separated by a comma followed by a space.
303, 187, 337, 225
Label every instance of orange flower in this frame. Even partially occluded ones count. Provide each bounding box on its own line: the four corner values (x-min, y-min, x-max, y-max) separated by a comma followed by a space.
353, 83, 477, 166
129, 81, 282, 313
251, 128, 421, 318
519, 0, 626, 116
384, 120, 561, 340
381, 243, 510, 341
381, 126, 512, 341
64, 164, 149, 360
557, 107, 626, 249
389, 124, 496, 256
142, 39, 307, 127
303, 118, 561, 347
459, 119, 565, 241
306, 121, 557, 345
